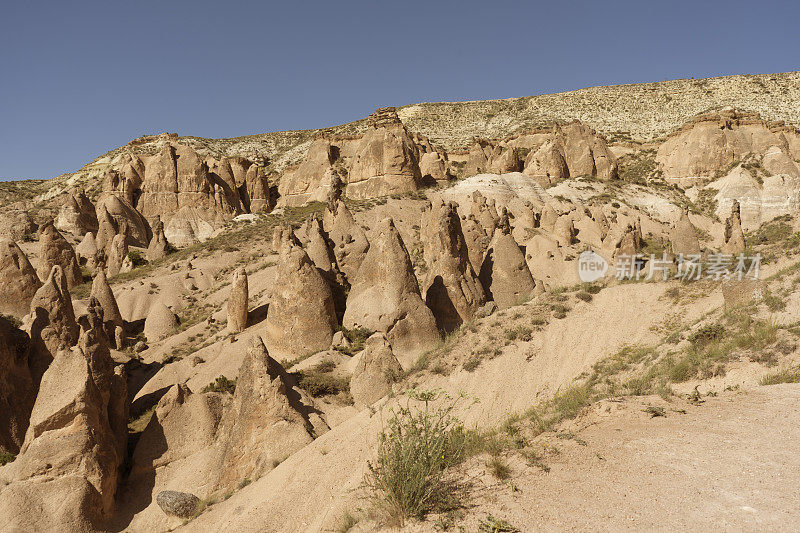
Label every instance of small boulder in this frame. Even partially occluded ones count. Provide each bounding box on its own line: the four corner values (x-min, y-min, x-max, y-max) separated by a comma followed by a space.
350, 333, 402, 405
156, 490, 201, 519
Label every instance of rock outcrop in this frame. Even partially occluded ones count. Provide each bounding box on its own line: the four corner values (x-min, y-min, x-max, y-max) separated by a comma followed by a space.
0, 210, 37, 241
656, 109, 800, 183
0, 239, 42, 318
214, 337, 314, 491
422, 203, 486, 332
227, 267, 248, 333
55, 192, 98, 236
324, 199, 370, 282
0, 316, 35, 454
722, 200, 746, 254
264, 230, 338, 359
350, 333, 402, 405
137, 143, 241, 246
105, 228, 130, 278
96, 194, 151, 248
279, 138, 339, 206
523, 122, 618, 183
671, 209, 702, 256
245, 163, 271, 213
418, 150, 451, 184
37, 220, 83, 289
146, 216, 169, 261
76, 232, 101, 273
479, 216, 536, 309
0, 303, 125, 531
143, 302, 178, 342
343, 218, 440, 363
90, 269, 124, 345
28, 265, 80, 383
346, 108, 423, 199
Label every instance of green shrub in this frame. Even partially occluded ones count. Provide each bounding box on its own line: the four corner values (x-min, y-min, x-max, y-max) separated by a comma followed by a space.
292, 370, 349, 397
0, 451, 16, 466
759, 367, 800, 385
366, 390, 466, 526
127, 250, 147, 267
202, 375, 236, 394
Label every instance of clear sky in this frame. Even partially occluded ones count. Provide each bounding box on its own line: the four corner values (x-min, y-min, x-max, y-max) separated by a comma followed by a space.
1, 0, 799, 180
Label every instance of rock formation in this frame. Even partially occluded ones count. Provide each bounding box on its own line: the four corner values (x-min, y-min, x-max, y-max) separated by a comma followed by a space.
214, 337, 314, 491
37, 220, 83, 289
245, 162, 271, 213
488, 146, 523, 174
723, 200, 746, 254
0, 210, 37, 241
656, 109, 800, 183
323, 198, 370, 282
523, 122, 618, 182
75, 231, 100, 273
0, 316, 35, 454
105, 228, 129, 277
264, 230, 338, 359
465, 139, 492, 176
350, 333, 402, 405
55, 192, 98, 236
346, 108, 423, 198
422, 203, 486, 332
90, 269, 124, 345
479, 215, 536, 309
137, 143, 241, 246
143, 302, 178, 342
418, 150, 451, 184
227, 267, 248, 333
672, 209, 702, 256
96, 194, 151, 248
0, 302, 126, 531
0, 239, 42, 318
146, 216, 169, 261
279, 138, 339, 206
342, 218, 440, 362
95, 205, 118, 255
28, 265, 80, 383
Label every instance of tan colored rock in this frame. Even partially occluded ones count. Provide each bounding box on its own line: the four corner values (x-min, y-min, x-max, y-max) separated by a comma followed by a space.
146, 216, 169, 261
96, 194, 151, 248
488, 146, 523, 174
522, 122, 617, 182
324, 199, 370, 282
723, 200, 746, 254
55, 192, 98, 236
245, 163, 271, 213
350, 333, 402, 405
0, 239, 41, 318
460, 213, 491, 274
28, 265, 79, 383
657, 109, 800, 183
76, 231, 100, 273
346, 108, 423, 199
422, 203, 486, 332
90, 269, 123, 342
0, 302, 124, 531
0, 316, 35, 454
144, 302, 178, 342
671, 209, 701, 256
264, 230, 338, 359
279, 139, 338, 206
227, 267, 248, 333
37, 220, 82, 289
95, 205, 118, 254
0, 210, 37, 241
479, 217, 536, 309
523, 139, 569, 185
105, 228, 129, 277
343, 218, 440, 363
214, 337, 314, 491
465, 139, 491, 176
419, 151, 451, 184
553, 214, 577, 246
470, 191, 499, 234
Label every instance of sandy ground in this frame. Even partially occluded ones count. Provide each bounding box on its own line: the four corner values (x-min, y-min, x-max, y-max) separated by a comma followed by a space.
449, 384, 800, 532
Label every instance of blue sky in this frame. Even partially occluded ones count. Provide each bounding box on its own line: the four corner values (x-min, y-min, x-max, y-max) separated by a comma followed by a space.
1, 0, 799, 180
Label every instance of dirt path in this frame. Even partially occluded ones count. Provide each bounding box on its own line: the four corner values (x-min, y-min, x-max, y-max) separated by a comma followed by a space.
454, 384, 800, 532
